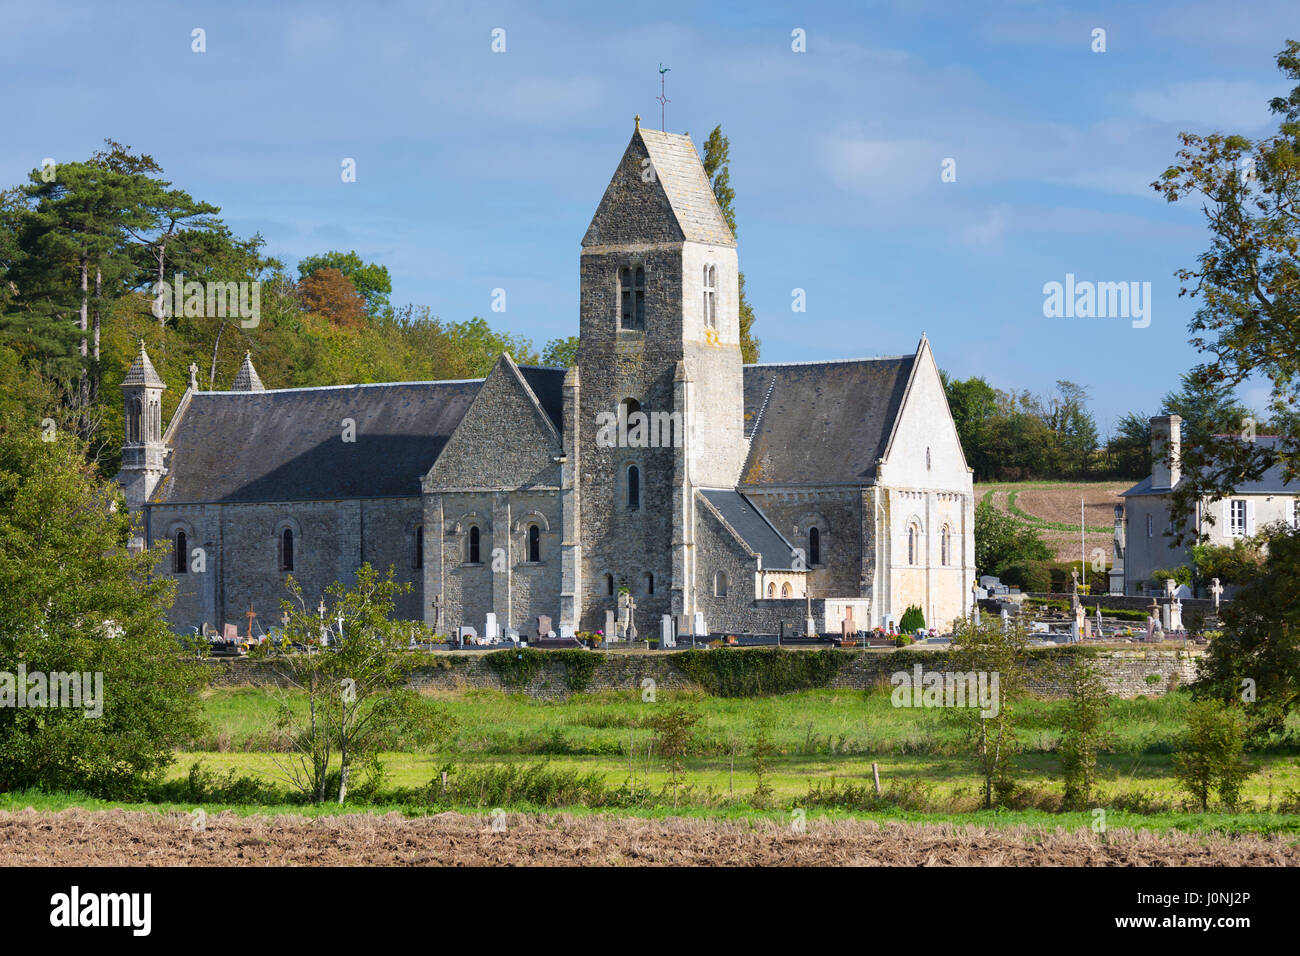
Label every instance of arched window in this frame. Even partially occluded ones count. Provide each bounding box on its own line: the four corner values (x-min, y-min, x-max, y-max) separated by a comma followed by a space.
604, 573, 614, 597
619, 267, 646, 330
808, 526, 821, 565
619, 397, 641, 427
714, 570, 727, 598
415, 524, 424, 569
907, 526, 916, 566
926, 446, 932, 471
174, 530, 187, 574
767, 582, 775, 598
645, 572, 654, 595
940, 526, 950, 566
467, 525, 481, 564
627, 464, 640, 512
527, 524, 541, 563
281, 528, 294, 572
703, 264, 717, 329
781, 582, 791, 599
128, 397, 142, 443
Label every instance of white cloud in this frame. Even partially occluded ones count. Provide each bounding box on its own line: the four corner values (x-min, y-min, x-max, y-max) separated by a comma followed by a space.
961, 206, 1008, 246
821, 134, 944, 199
1132, 80, 1278, 130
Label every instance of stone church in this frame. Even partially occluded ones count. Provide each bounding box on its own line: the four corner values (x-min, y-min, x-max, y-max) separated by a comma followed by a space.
118, 120, 975, 639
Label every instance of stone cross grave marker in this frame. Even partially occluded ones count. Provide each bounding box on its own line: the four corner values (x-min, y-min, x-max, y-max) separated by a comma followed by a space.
1210, 577, 1223, 610
431, 593, 445, 635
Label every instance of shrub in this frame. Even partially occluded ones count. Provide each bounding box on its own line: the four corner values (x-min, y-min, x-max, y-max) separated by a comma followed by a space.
672, 648, 844, 697
1172, 700, 1253, 811
899, 605, 925, 632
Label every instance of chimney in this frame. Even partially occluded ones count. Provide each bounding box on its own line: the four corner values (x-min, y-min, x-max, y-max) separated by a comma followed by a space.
1150, 415, 1181, 490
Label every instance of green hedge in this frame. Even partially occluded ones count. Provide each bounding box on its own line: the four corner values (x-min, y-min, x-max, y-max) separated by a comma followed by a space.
671, 647, 844, 697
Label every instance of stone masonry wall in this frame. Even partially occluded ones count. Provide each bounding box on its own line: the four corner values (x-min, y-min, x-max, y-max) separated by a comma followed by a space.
203, 647, 1199, 701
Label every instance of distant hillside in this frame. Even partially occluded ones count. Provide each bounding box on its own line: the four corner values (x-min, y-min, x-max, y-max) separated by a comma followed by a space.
976, 481, 1129, 566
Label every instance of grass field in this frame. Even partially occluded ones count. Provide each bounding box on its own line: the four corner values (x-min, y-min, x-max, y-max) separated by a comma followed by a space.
14, 684, 1296, 836
976, 480, 1129, 567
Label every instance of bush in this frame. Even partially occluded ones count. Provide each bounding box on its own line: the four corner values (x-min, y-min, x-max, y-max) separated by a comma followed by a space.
673, 648, 844, 697
899, 605, 925, 632
1172, 700, 1253, 811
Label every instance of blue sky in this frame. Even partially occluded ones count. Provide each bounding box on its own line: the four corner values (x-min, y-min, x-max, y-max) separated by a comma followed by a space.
2, 0, 1294, 433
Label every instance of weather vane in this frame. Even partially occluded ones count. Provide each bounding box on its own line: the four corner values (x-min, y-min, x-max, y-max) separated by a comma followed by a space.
656, 63, 671, 131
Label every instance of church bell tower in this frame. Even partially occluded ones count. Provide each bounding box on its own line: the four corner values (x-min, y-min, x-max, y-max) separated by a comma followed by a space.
574, 117, 746, 632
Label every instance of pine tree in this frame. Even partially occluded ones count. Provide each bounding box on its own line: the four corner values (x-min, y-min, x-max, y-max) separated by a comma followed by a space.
702, 126, 759, 362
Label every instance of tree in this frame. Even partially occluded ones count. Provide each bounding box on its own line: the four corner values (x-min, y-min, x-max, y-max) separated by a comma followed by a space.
974, 499, 1052, 576
1193, 525, 1300, 739
1161, 370, 1249, 447
298, 267, 368, 330
442, 317, 539, 375
1046, 380, 1099, 473
1056, 656, 1111, 810
1106, 412, 1152, 478
1152, 41, 1300, 537
702, 126, 759, 362
941, 372, 998, 477
270, 564, 448, 804
1172, 699, 1253, 811
541, 335, 579, 368
297, 250, 392, 318
0, 428, 205, 797
750, 716, 775, 804
947, 616, 1032, 808
647, 704, 700, 807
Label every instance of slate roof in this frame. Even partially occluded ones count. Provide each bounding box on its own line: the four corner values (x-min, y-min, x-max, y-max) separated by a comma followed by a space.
1121, 437, 1300, 496
699, 489, 800, 570
636, 128, 736, 247
740, 357, 914, 485
151, 381, 481, 504
123, 341, 165, 388
517, 365, 566, 432
152, 360, 568, 505
231, 352, 264, 391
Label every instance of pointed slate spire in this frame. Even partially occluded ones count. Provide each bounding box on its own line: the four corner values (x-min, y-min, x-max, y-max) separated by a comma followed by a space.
581, 122, 735, 249
122, 339, 166, 389
231, 351, 264, 391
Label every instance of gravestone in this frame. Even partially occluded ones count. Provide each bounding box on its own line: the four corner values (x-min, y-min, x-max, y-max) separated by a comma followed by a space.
457, 625, 478, 644
693, 611, 707, 638
1168, 598, 1183, 633
604, 609, 616, 643
484, 612, 498, 642
660, 614, 675, 648
558, 624, 575, 640
535, 615, 552, 640
1070, 600, 1086, 643
504, 627, 520, 644
840, 607, 856, 644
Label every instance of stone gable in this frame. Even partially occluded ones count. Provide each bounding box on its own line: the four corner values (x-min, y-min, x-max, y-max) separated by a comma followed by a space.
425, 354, 562, 492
